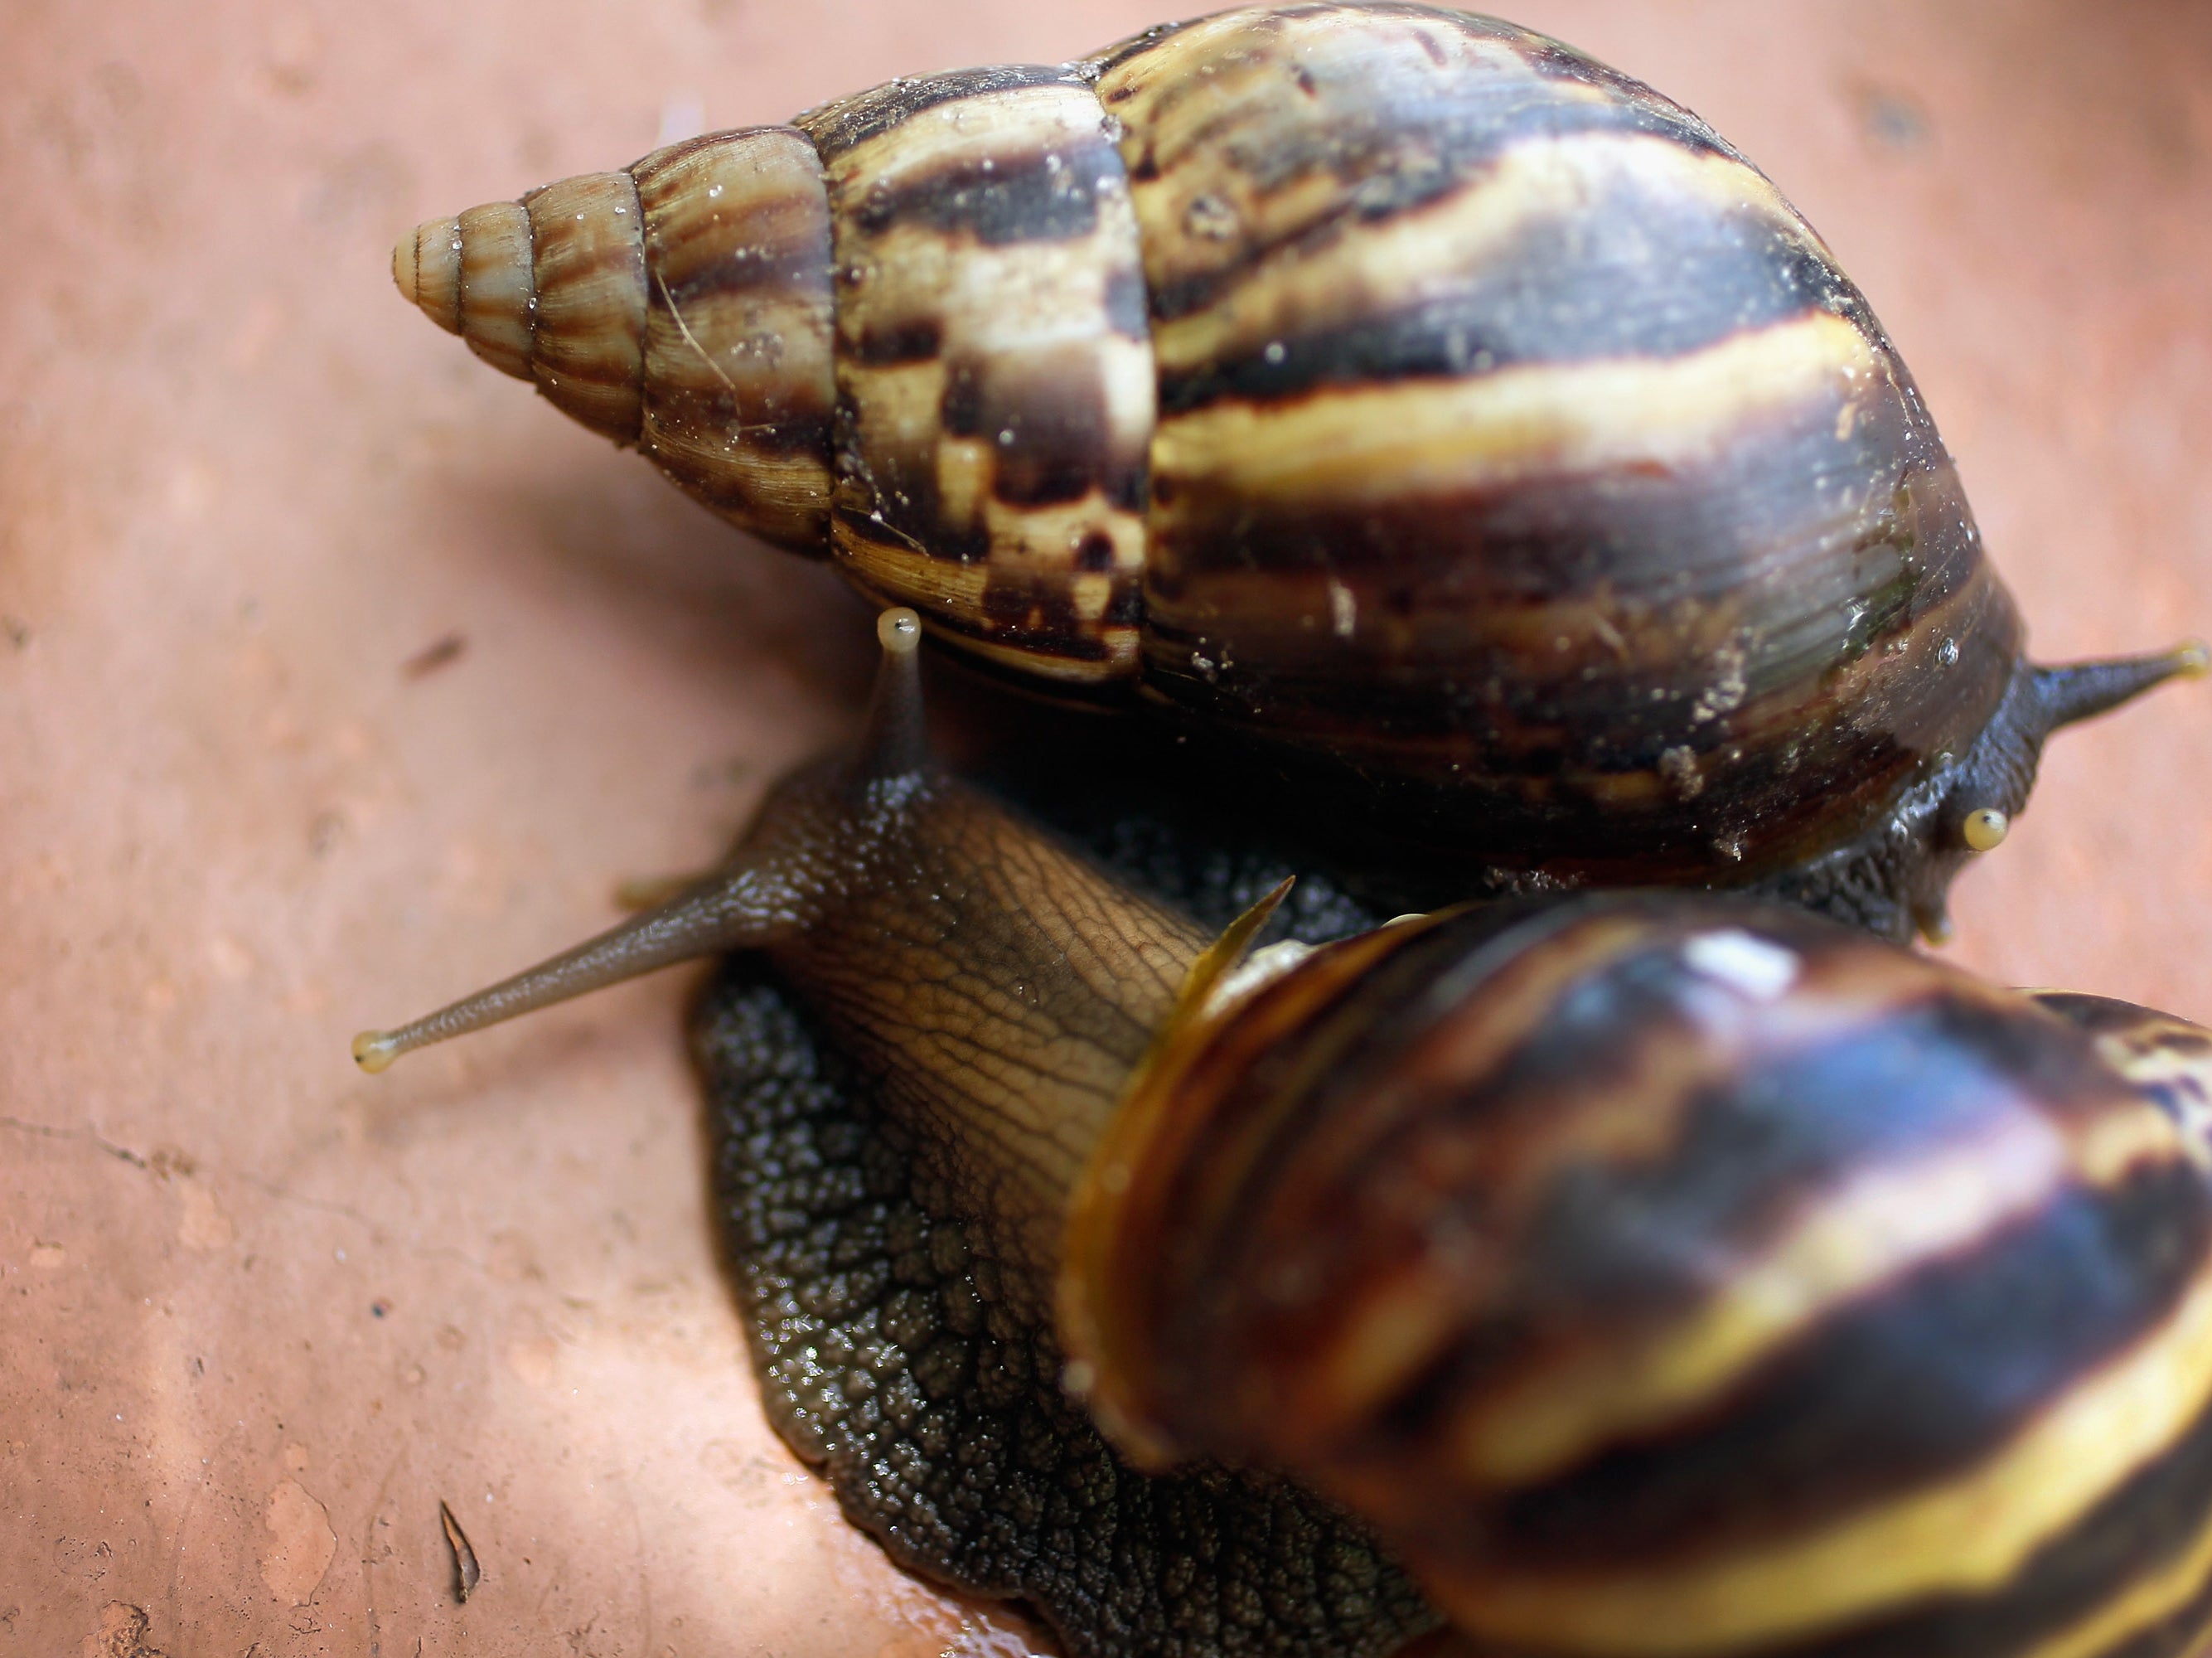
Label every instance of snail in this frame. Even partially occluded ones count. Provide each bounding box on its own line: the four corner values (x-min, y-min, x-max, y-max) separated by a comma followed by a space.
358, 608, 2212, 1658
389, 2, 2204, 943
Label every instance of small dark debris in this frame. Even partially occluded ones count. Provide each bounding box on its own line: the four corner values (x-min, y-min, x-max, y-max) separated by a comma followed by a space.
1859, 85, 1931, 153
370, 1299, 390, 1318
402, 632, 468, 680
2, 615, 29, 650
438, 1500, 482, 1602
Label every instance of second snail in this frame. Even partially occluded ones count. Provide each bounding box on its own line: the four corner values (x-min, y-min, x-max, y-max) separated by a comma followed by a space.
359, 608, 2212, 1658
390, 2, 2201, 940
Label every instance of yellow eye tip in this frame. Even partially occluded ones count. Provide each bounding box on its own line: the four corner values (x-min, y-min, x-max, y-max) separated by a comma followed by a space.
1962, 807, 2010, 854
352, 1030, 399, 1074
877, 607, 922, 655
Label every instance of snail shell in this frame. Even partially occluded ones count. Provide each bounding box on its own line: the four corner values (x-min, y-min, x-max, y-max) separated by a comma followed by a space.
391, 4, 2203, 941
1067, 894, 2212, 1658
359, 610, 2212, 1658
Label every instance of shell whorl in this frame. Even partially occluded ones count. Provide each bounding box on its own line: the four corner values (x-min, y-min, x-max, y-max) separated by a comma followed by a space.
1087, 6, 2016, 882
1067, 895, 2212, 1658
393, 5, 2199, 931
796, 67, 1159, 686
394, 128, 837, 552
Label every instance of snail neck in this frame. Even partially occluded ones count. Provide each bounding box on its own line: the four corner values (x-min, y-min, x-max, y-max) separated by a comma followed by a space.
352, 607, 1208, 1321
767, 768, 1209, 1320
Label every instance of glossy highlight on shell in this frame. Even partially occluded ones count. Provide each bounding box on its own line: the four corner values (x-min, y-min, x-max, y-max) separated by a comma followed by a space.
393, 2, 2203, 942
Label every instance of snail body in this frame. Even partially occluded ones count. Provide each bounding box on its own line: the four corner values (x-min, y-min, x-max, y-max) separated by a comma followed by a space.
392, 3, 2202, 943
359, 610, 2212, 1658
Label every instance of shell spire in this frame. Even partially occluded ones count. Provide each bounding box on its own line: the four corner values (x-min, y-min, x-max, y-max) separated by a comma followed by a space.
393, 178, 648, 442
394, 129, 840, 553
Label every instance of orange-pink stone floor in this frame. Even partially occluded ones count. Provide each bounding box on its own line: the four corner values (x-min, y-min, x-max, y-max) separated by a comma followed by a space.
6, 2, 2210, 1652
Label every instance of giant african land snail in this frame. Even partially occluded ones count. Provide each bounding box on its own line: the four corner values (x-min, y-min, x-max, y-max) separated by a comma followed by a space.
389, 2, 2202, 942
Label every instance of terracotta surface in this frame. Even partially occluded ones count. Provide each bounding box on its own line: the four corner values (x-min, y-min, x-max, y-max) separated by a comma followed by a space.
6, 2, 2210, 1651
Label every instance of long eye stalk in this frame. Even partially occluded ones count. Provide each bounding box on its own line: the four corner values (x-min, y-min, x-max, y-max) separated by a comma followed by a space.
2033, 641, 2208, 735
353, 608, 929, 1074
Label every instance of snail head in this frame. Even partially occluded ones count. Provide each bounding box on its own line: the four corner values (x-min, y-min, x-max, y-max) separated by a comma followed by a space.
1896, 641, 2206, 943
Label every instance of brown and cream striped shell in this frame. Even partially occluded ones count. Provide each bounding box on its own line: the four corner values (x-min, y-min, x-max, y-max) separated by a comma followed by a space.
392, 4, 2201, 942
1062, 893, 2212, 1658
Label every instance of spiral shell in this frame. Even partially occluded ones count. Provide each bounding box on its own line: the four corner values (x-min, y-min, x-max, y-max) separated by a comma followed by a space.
1065, 894, 2212, 1658
392, 4, 2200, 930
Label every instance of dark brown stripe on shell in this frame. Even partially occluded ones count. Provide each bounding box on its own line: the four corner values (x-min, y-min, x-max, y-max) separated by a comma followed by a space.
849, 317, 942, 366
850, 139, 1125, 248
940, 346, 1146, 510
796, 63, 1091, 160
1156, 172, 1859, 415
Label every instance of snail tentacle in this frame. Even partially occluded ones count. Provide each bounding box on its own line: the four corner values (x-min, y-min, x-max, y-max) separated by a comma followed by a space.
352, 608, 935, 1074
2032, 640, 2210, 734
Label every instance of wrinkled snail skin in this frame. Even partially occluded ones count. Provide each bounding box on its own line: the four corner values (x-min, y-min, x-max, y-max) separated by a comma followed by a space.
358, 612, 2212, 1658
390, 3, 2204, 942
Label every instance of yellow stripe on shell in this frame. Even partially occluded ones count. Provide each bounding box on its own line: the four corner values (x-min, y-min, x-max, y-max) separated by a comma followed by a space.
1281, 912, 1700, 1432
1450, 1088, 2188, 1488
1435, 1248, 2212, 1656
1150, 310, 1880, 511
837, 356, 948, 462
1148, 130, 1822, 381
2011, 1472, 2212, 1658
